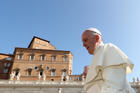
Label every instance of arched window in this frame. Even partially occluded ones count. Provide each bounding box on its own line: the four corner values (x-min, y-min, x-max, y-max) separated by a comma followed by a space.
62, 69, 67, 76
51, 69, 56, 76
40, 70, 43, 76
14, 68, 20, 76
27, 68, 32, 76
4, 63, 10, 67
3, 69, 8, 73
46, 66, 50, 71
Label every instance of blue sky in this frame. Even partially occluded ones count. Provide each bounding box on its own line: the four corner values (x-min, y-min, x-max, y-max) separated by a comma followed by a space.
0, 0, 140, 81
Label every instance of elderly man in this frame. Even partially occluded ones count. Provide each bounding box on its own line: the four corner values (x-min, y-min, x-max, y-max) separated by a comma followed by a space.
82, 28, 135, 93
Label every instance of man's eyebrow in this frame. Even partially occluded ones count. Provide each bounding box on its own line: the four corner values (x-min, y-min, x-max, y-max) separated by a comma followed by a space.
83, 38, 87, 41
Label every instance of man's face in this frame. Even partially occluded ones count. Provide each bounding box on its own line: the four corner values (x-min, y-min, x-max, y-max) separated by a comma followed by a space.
82, 31, 97, 55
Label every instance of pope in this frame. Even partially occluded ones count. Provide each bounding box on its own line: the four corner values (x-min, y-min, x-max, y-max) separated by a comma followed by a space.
82, 28, 136, 93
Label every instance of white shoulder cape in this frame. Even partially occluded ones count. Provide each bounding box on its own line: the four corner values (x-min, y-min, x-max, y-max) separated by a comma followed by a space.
85, 43, 134, 86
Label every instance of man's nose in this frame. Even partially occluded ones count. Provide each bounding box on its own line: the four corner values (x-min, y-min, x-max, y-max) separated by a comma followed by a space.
83, 43, 87, 47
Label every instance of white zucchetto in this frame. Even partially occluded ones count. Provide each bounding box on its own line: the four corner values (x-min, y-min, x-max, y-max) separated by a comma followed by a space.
86, 28, 102, 36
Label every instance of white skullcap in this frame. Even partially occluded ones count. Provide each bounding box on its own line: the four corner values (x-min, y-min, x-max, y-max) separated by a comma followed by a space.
86, 28, 102, 36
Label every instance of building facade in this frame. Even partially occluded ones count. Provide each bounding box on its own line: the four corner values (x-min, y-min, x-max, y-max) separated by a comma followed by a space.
0, 36, 82, 82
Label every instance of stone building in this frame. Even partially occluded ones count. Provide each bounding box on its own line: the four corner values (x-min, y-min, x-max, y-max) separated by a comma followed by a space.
0, 53, 13, 79
0, 36, 82, 81
130, 77, 140, 93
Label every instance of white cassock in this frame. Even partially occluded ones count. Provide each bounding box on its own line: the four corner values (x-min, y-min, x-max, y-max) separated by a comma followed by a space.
85, 43, 136, 93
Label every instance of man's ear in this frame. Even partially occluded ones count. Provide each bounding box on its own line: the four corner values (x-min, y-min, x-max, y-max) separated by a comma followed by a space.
96, 35, 100, 42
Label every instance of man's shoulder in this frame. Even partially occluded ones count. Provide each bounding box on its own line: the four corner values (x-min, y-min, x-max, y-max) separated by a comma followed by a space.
105, 43, 117, 48
104, 43, 119, 51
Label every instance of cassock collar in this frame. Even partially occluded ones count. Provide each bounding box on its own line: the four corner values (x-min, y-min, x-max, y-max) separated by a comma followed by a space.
93, 42, 104, 55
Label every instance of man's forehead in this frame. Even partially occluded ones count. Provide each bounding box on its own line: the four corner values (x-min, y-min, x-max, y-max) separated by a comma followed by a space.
82, 30, 90, 36
82, 31, 90, 40
82, 31, 92, 37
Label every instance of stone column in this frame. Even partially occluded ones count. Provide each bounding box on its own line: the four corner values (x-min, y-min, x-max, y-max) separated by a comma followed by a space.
43, 74, 46, 81
82, 75, 85, 81
66, 75, 69, 81
38, 73, 41, 80
10, 72, 15, 80
16, 73, 20, 80
58, 88, 62, 93
61, 75, 64, 81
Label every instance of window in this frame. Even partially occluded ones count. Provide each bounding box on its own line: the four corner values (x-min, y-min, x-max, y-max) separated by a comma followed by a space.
6, 57, 12, 60
41, 55, 45, 61
63, 56, 67, 61
77, 77, 82, 81
69, 70, 72, 75
51, 79, 54, 81
52, 56, 56, 61
34, 66, 38, 70
27, 68, 32, 76
63, 78, 66, 81
51, 69, 55, 76
70, 77, 73, 81
29, 55, 34, 60
46, 66, 49, 71
40, 71, 43, 76
36, 41, 40, 44
35, 47, 40, 49
28, 71, 32, 76
17, 54, 22, 59
42, 43, 46, 46
51, 71, 55, 76
15, 69, 19, 76
63, 71, 66, 76
3, 69, 8, 73
4, 63, 10, 67
62, 69, 67, 76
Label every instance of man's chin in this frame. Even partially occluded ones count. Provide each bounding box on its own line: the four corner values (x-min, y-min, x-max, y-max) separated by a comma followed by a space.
88, 51, 94, 55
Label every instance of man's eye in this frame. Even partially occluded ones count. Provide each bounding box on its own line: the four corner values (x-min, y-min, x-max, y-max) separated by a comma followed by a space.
84, 40, 87, 42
